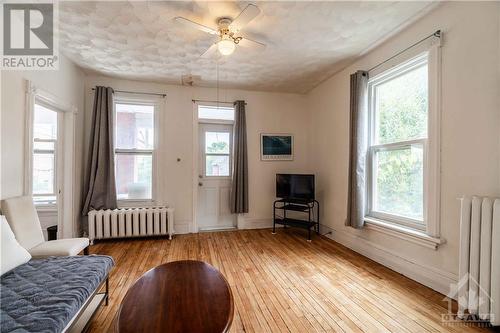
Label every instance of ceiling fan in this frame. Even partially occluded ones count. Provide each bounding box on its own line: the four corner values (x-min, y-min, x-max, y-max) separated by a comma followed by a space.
174, 4, 266, 58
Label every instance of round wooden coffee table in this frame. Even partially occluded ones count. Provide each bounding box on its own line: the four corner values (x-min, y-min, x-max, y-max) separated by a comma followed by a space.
116, 260, 234, 333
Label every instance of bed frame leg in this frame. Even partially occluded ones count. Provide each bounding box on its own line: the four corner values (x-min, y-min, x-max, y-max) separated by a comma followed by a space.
105, 278, 109, 306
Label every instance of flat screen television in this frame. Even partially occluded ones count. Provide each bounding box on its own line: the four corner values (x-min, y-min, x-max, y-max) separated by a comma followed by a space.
276, 174, 315, 201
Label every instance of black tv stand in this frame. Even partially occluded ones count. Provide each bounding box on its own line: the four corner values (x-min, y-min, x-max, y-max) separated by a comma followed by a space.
273, 198, 320, 241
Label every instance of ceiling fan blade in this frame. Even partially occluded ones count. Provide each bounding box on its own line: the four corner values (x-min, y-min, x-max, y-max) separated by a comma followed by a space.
238, 37, 266, 50
174, 17, 218, 35
200, 43, 219, 58
229, 4, 261, 33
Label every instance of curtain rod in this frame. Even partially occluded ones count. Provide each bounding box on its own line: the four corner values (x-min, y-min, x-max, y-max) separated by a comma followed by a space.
91, 88, 166, 98
192, 99, 247, 105
368, 30, 441, 73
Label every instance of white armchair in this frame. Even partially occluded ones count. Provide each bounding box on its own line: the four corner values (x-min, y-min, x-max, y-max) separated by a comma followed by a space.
1, 196, 89, 258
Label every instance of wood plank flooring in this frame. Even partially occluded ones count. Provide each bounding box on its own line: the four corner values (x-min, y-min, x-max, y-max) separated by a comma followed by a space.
86, 229, 494, 333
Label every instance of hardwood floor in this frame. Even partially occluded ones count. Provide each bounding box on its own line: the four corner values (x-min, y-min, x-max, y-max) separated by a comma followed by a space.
87, 229, 493, 333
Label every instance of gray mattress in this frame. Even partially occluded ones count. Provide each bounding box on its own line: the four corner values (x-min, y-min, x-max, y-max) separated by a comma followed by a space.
1, 255, 114, 333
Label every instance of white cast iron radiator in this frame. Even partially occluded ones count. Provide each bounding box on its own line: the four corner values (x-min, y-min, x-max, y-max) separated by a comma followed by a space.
458, 196, 500, 325
88, 207, 174, 242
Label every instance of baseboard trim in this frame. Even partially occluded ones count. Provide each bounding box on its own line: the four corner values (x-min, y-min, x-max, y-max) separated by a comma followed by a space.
237, 217, 276, 230
174, 221, 191, 235
319, 223, 458, 297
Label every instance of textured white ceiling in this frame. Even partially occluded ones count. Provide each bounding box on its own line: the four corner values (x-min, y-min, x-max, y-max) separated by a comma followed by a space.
59, 1, 436, 93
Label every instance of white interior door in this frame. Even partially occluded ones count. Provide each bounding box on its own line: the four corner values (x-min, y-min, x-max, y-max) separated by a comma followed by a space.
197, 123, 236, 230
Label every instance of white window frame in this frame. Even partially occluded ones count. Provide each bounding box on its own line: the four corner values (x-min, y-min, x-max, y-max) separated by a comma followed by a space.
25, 84, 76, 210
365, 47, 441, 239
31, 100, 62, 207
24, 80, 79, 239
113, 94, 160, 207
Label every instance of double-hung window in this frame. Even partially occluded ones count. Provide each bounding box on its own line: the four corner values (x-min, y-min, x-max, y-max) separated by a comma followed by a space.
114, 100, 156, 201
32, 102, 60, 206
367, 52, 438, 233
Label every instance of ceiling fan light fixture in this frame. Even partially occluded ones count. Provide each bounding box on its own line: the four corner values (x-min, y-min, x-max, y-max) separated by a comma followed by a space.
217, 38, 235, 56
175, 4, 264, 59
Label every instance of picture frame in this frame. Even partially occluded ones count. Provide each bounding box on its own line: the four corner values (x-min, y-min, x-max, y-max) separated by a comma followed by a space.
260, 133, 294, 161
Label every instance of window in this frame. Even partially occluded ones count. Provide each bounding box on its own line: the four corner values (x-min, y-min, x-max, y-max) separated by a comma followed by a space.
198, 105, 234, 121
205, 131, 231, 177
32, 102, 59, 205
114, 102, 155, 201
367, 54, 431, 231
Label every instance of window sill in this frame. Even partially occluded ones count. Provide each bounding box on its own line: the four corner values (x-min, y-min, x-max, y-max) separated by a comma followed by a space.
203, 176, 231, 180
118, 199, 156, 208
364, 217, 445, 250
35, 205, 57, 212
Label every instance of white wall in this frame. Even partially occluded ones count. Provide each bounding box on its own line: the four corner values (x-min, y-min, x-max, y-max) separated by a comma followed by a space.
84, 76, 310, 233
0, 54, 85, 238
307, 1, 500, 294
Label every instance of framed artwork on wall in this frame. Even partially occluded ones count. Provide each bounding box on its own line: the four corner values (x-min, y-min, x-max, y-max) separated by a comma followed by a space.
260, 134, 293, 161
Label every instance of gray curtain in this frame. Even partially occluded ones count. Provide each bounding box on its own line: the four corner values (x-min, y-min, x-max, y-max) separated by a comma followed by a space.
81, 86, 117, 217
346, 71, 369, 228
230, 100, 249, 214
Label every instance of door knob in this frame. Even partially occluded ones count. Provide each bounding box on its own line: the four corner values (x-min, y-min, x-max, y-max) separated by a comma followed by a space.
198, 182, 203, 187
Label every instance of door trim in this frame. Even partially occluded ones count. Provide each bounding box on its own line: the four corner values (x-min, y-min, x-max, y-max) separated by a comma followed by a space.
192, 103, 199, 233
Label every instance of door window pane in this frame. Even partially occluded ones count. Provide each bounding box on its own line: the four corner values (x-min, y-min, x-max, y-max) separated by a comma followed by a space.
198, 106, 234, 121
373, 145, 424, 220
206, 155, 230, 176
33, 153, 55, 194
205, 132, 230, 154
115, 154, 153, 200
375, 64, 428, 144
116, 103, 154, 149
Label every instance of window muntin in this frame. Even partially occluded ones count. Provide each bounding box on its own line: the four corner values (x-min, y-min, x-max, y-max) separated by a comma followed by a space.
198, 105, 234, 121
114, 102, 155, 201
32, 103, 58, 205
368, 54, 429, 229
205, 131, 231, 177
